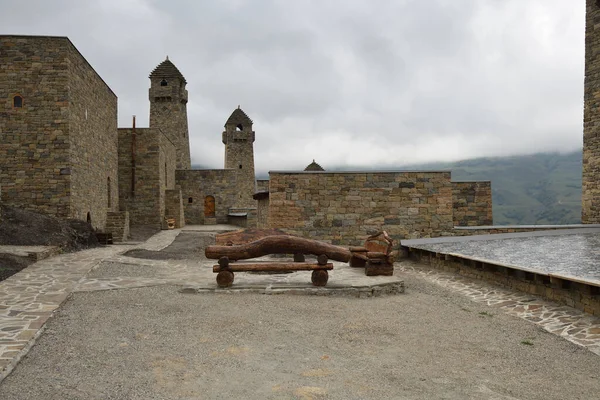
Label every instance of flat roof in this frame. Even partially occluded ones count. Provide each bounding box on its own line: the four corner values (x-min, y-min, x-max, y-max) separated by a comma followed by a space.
0, 34, 117, 98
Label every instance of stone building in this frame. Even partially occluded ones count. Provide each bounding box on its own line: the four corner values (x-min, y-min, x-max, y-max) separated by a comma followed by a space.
148, 58, 191, 170
0, 35, 118, 230
176, 107, 258, 227
583, 0, 600, 223
1, 34, 494, 244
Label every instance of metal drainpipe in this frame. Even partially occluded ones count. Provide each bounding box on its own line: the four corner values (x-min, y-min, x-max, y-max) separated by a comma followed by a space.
131, 115, 136, 198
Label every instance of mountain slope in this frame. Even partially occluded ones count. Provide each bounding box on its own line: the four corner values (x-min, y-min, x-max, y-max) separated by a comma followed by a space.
405, 151, 583, 225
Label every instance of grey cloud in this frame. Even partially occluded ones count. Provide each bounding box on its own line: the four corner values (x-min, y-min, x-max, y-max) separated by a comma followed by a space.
0, 0, 586, 173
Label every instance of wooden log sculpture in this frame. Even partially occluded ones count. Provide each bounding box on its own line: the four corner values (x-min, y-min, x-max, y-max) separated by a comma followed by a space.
350, 231, 395, 276
206, 235, 352, 263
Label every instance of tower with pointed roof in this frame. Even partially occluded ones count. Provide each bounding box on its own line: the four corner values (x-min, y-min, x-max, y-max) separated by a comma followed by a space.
149, 57, 191, 169
222, 106, 256, 207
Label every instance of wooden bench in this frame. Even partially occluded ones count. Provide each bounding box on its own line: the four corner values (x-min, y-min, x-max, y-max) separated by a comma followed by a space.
213, 255, 333, 288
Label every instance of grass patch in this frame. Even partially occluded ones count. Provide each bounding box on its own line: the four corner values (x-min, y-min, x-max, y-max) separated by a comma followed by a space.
478, 311, 494, 317
521, 339, 534, 346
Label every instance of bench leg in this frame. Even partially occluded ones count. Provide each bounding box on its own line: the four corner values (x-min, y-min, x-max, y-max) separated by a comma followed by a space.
311, 270, 328, 287
216, 270, 234, 288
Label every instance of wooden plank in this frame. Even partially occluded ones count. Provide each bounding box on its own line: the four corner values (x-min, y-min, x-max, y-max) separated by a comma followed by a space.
213, 262, 333, 273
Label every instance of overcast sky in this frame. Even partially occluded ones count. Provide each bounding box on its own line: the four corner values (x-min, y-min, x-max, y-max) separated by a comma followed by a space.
1, 0, 586, 174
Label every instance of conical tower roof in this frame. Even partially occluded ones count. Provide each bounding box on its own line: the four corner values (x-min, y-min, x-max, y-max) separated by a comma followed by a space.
304, 159, 325, 171
149, 57, 187, 83
225, 106, 253, 127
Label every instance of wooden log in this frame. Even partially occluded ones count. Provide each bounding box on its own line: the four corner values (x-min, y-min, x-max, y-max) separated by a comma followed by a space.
212, 262, 333, 273
365, 264, 394, 276
218, 256, 230, 270
216, 270, 235, 287
317, 254, 328, 265
349, 256, 367, 268
205, 235, 352, 262
366, 252, 387, 259
311, 270, 329, 286
350, 252, 368, 261
215, 228, 290, 246
349, 246, 368, 252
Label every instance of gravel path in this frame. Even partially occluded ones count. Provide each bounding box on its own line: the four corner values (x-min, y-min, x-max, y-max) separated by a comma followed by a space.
1, 273, 599, 399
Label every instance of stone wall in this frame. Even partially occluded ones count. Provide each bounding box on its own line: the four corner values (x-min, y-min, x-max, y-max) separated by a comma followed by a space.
164, 189, 184, 228
105, 211, 129, 242
0, 36, 118, 229
583, 0, 600, 223
268, 171, 454, 246
175, 169, 239, 224
0, 36, 72, 219
410, 248, 600, 317
256, 179, 269, 192
67, 41, 118, 230
452, 181, 493, 227
118, 128, 175, 227
256, 196, 269, 228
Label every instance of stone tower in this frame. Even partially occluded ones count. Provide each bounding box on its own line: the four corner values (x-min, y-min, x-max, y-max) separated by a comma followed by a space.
222, 107, 256, 207
149, 57, 191, 170
583, 0, 600, 223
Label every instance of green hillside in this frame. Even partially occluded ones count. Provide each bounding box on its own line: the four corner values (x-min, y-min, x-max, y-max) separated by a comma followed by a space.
405, 151, 583, 225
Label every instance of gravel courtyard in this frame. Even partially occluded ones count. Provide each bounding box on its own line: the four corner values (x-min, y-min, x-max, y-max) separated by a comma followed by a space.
1, 273, 599, 400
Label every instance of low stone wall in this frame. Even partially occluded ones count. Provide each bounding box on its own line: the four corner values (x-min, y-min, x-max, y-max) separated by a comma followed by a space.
164, 189, 184, 229
268, 171, 454, 246
452, 181, 492, 226
453, 224, 600, 236
105, 211, 129, 242
408, 248, 600, 317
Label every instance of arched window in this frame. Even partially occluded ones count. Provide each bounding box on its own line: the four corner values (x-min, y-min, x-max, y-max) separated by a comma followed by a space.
86, 212, 92, 224
239, 164, 243, 169
236, 124, 243, 131
204, 195, 215, 217
107, 177, 111, 208
13, 95, 23, 108
160, 79, 168, 86
188, 197, 193, 204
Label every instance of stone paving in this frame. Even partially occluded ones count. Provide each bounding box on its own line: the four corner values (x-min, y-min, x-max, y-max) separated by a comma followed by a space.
0, 227, 402, 382
397, 261, 600, 356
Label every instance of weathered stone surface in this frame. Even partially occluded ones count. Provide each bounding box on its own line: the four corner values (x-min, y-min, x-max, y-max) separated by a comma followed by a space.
149, 59, 191, 170
118, 127, 176, 228
267, 171, 455, 246
452, 181, 493, 227
583, 0, 600, 223
0, 35, 118, 230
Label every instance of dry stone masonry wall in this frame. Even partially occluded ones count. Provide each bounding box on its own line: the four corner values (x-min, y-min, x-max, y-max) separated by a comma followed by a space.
176, 169, 239, 225
0, 36, 117, 229
583, 0, 600, 223
452, 181, 493, 227
268, 171, 454, 246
